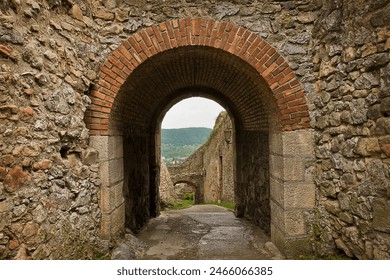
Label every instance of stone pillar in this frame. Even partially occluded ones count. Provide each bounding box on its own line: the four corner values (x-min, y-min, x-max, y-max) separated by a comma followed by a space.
269, 129, 316, 258
90, 136, 125, 238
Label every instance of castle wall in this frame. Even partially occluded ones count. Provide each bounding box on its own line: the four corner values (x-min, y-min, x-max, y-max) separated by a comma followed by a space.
0, 0, 388, 259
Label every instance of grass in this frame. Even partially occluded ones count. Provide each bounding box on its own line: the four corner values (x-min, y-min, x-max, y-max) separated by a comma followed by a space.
170, 192, 195, 209
202, 201, 235, 210
172, 199, 195, 209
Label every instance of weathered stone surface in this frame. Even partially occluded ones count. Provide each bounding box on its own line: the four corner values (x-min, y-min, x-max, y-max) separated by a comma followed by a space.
282, 43, 307, 55
70, 4, 84, 21
94, 8, 115, 21
0, 26, 24, 45
81, 148, 98, 165
322, 200, 340, 215
0, 200, 13, 213
372, 198, 390, 233
379, 136, 390, 156
32, 159, 53, 171
3, 166, 30, 193
354, 138, 381, 156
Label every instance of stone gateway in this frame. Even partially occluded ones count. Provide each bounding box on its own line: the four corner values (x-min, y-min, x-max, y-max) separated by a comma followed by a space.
0, 0, 389, 259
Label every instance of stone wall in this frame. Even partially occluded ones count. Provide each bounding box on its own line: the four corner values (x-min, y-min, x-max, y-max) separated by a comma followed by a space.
202, 112, 234, 203
309, 1, 390, 259
0, 0, 388, 259
0, 1, 110, 259
159, 160, 175, 202
166, 112, 234, 205
167, 144, 204, 203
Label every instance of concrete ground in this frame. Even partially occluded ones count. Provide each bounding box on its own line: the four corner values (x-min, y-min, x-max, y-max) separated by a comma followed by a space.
134, 204, 283, 260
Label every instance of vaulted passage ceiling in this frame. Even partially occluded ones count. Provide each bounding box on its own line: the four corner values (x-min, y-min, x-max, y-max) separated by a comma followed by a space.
110, 46, 280, 135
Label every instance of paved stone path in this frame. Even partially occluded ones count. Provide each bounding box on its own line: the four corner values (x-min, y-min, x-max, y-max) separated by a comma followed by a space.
135, 204, 283, 260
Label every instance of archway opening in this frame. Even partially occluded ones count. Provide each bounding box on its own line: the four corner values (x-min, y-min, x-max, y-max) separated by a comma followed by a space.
160, 97, 224, 166
109, 46, 276, 234
87, 19, 314, 257
159, 97, 231, 208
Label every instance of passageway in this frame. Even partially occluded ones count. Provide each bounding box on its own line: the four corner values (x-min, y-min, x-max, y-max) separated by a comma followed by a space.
87, 19, 314, 258
136, 205, 281, 260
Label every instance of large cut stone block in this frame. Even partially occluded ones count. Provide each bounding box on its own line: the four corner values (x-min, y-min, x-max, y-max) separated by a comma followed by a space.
283, 157, 305, 181
108, 136, 123, 160
271, 223, 313, 258
100, 213, 111, 239
90, 136, 109, 162
282, 129, 315, 157
270, 177, 284, 205
269, 132, 283, 155
100, 186, 114, 213
270, 155, 306, 181
90, 135, 124, 162
270, 155, 284, 181
99, 158, 124, 187
113, 181, 124, 208
284, 182, 315, 209
111, 203, 125, 235
100, 203, 125, 238
270, 200, 285, 233
285, 210, 305, 236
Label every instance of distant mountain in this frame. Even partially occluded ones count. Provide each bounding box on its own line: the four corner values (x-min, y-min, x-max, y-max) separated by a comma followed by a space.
161, 127, 212, 164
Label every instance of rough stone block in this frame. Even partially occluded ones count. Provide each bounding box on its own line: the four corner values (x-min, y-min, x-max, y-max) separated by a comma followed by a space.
81, 147, 98, 165
0, 200, 13, 213
284, 183, 315, 209
373, 198, 390, 233
0, 213, 11, 231
354, 138, 381, 156
285, 210, 305, 236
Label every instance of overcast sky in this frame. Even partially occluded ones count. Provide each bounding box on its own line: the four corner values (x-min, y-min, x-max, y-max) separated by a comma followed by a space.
162, 97, 225, 129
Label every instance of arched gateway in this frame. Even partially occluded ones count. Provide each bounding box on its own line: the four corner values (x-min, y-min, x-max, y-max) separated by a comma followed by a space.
85, 18, 316, 257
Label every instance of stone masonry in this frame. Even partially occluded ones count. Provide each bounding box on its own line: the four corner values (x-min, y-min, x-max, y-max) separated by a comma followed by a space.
0, 0, 388, 259
165, 111, 234, 205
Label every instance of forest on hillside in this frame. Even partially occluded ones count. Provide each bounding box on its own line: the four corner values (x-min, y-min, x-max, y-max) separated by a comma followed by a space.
161, 127, 212, 164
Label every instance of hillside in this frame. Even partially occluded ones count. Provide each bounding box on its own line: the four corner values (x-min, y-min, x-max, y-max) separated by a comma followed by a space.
161, 127, 212, 164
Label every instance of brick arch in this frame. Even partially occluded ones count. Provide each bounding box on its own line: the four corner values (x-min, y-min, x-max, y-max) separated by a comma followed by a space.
85, 18, 310, 136
89, 18, 316, 258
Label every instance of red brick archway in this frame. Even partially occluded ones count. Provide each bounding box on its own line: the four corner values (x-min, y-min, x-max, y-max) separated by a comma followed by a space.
88, 18, 316, 258
85, 18, 310, 135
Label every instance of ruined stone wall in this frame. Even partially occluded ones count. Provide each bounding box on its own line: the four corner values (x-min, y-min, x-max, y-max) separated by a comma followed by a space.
159, 160, 175, 202
167, 149, 204, 203
202, 112, 234, 203
0, 0, 388, 259
309, 1, 390, 259
165, 112, 234, 204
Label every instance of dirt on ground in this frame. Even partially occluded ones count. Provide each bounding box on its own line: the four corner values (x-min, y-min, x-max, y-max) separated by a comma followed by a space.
131, 204, 282, 260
